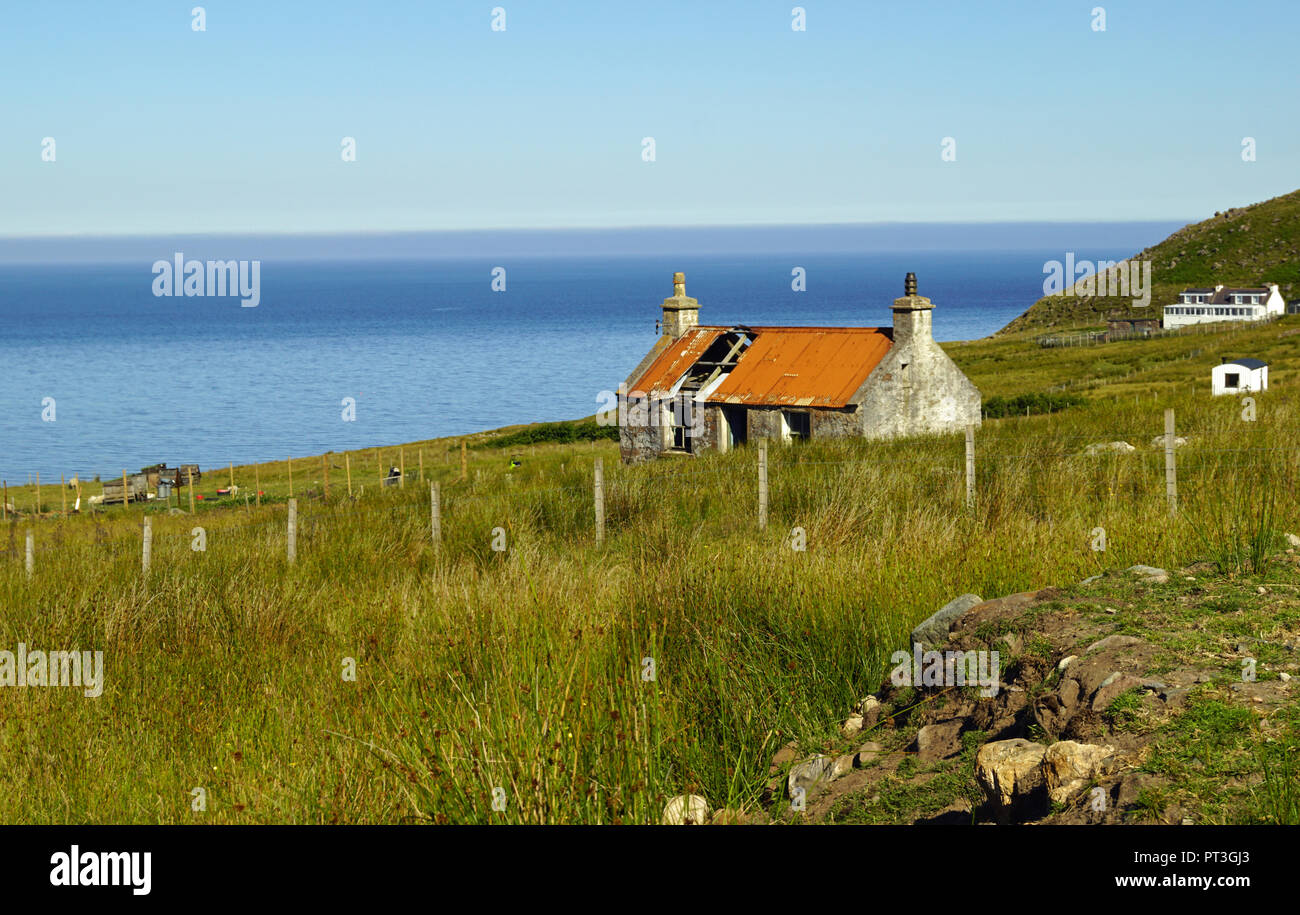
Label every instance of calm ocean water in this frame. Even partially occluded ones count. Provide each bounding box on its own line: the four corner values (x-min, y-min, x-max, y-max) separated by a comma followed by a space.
0, 249, 1136, 480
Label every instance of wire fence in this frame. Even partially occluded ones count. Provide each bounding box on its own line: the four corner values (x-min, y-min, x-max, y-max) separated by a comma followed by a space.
1035, 313, 1280, 348
3, 405, 1294, 577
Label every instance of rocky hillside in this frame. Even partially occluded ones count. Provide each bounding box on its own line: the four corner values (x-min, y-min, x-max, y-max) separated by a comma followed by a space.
999, 188, 1300, 335
666, 543, 1300, 826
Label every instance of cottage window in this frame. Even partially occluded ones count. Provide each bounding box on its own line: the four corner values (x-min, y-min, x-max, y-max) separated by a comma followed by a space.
1225, 373, 1240, 388
783, 411, 811, 440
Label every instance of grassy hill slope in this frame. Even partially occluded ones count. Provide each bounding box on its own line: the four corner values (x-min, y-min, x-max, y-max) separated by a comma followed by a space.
999, 188, 1300, 335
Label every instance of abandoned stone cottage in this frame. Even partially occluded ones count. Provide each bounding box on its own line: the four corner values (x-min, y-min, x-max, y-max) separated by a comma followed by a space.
618, 272, 982, 463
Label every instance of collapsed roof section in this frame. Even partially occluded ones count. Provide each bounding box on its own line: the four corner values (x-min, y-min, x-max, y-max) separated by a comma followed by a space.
629, 325, 893, 408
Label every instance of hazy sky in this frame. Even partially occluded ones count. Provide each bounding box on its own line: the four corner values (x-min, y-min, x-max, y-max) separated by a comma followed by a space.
2, 0, 1297, 237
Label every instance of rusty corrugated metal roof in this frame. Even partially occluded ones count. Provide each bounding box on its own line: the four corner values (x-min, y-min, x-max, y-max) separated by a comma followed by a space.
627, 328, 725, 396
711, 327, 891, 407
628, 326, 892, 407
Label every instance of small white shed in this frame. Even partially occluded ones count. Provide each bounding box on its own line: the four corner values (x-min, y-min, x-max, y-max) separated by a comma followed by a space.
1211, 358, 1268, 396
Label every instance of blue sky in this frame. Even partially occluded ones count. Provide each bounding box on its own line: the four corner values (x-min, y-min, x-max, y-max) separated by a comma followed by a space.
2, 0, 1297, 236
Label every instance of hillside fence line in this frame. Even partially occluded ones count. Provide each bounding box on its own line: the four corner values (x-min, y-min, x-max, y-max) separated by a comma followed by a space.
2, 407, 1291, 577
1035, 313, 1280, 349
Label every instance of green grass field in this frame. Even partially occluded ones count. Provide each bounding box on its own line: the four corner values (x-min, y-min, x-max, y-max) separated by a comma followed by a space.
2, 317, 1297, 823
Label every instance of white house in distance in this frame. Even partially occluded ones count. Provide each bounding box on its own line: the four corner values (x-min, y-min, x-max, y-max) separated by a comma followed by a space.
1211, 357, 1268, 396
1163, 284, 1285, 329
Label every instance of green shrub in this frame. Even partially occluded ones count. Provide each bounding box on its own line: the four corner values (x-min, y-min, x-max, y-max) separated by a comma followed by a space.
479, 421, 618, 449
982, 392, 1086, 419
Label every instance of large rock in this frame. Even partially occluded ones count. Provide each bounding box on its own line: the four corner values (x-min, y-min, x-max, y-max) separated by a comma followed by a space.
1085, 441, 1136, 455
662, 795, 709, 825
854, 741, 883, 766
910, 594, 983, 649
1123, 565, 1169, 584
1115, 772, 1164, 809
1091, 673, 1144, 712
1085, 634, 1145, 654
976, 739, 1047, 818
787, 755, 836, 799
859, 695, 883, 729
949, 590, 1047, 635
1044, 741, 1115, 804
914, 719, 965, 763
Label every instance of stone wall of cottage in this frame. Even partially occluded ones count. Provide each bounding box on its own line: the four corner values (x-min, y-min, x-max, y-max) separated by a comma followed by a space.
852, 333, 981, 439
733, 406, 861, 445
618, 395, 668, 464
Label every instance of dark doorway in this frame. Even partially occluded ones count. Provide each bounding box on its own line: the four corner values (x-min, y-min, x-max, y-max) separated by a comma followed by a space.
722, 406, 747, 449
671, 395, 697, 453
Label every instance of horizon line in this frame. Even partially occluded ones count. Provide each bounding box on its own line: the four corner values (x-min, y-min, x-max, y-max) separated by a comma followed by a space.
0, 216, 1194, 243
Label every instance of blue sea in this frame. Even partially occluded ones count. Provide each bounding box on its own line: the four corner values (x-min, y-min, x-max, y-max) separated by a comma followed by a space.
0, 236, 1171, 481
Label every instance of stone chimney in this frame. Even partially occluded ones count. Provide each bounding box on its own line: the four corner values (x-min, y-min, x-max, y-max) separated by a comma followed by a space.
891, 271, 934, 349
661, 271, 699, 339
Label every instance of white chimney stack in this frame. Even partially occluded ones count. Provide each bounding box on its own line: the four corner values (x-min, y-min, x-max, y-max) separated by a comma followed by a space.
661, 271, 699, 339
891, 271, 934, 349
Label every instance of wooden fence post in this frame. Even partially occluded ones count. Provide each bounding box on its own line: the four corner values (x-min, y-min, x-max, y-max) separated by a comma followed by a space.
142, 515, 152, 575
345, 453, 352, 498
460, 441, 468, 482
288, 456, 294, 498
287, 498, 297, 564
25, 530, 33, 578
400, 448, 406, 487
1164, 408, 1178, 517
594, 457, 605, 546
229, 462, 235, 489
35, 472, 40, 514
122, 470, 129, 507
188, 468, 196, 513
430, 481, 441, 545
965, 425, 975, 510
758, 441, 769, 531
